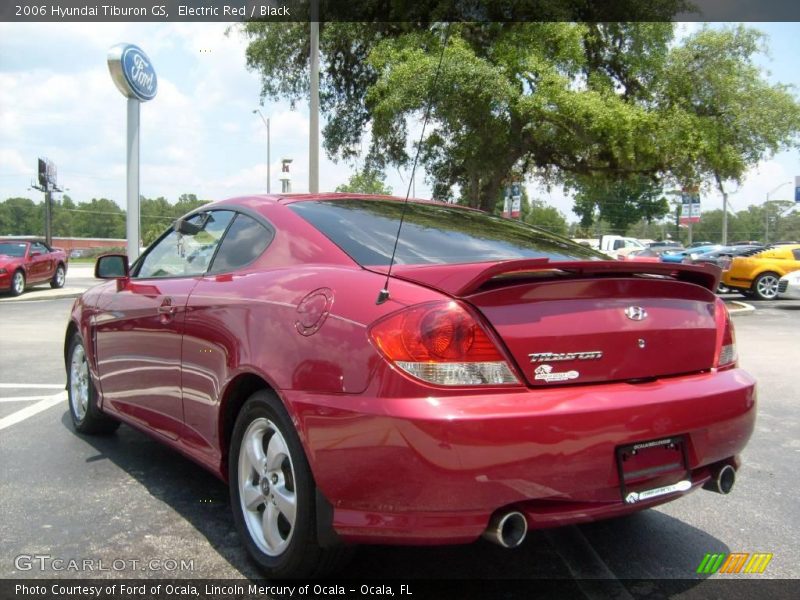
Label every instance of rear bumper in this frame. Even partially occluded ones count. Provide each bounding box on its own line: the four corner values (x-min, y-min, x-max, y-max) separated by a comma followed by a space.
285, 368, 756, 544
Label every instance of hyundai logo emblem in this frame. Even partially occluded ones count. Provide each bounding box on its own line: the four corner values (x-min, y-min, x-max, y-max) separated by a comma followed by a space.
624, 306, 648, 321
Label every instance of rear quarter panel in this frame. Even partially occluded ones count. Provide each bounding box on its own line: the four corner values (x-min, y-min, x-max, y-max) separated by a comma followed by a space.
179, 263, 446, 472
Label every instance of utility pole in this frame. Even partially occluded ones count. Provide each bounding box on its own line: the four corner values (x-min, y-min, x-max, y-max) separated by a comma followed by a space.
309, 0, 320, 193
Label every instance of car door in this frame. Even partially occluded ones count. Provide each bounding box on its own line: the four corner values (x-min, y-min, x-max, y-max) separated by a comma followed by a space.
179, 212, 275, 461
27, 242, 52, 283
93, 210, 235, 440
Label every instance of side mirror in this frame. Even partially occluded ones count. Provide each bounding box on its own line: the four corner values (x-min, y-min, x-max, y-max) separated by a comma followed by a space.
95, 254, 129, 279
174, 217, 202, 236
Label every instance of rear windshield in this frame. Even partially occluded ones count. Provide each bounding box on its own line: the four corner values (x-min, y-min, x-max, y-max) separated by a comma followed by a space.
289, 199, 605, 266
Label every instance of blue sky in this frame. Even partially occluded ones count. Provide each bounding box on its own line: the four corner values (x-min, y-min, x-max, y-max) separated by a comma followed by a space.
0, 21, 797, 222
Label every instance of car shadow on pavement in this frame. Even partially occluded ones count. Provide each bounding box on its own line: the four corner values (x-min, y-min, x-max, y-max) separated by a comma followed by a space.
61, 412, 726, 591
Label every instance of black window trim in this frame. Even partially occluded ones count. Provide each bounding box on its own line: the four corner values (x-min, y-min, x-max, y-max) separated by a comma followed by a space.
130, 206, 276, 280
206, 212, 276, 275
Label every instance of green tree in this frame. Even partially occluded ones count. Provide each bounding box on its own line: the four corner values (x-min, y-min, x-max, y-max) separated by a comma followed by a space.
661, 25, 800, 241
71, 198, 125, 239
51, 195, 75, 237
242, 21, 688, 211
335, 169, 393, 195
174, 193, 210, 216
524, 200, 569, 236
242, 20, 799, 224
0, 197, 40, 235
573, 176, 669, 233
140, 196, 174, 245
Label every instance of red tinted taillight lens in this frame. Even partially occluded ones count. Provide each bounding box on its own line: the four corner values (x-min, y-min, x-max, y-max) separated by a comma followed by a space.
714, 298, 738, 369
369, 300, 520, 386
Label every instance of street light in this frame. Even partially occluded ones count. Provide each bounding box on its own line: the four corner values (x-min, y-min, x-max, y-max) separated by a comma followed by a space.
252, 109, 271, 194
765, 181, 792, 243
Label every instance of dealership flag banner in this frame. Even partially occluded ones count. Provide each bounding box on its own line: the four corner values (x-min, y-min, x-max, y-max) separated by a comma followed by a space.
680, 187, 701, 224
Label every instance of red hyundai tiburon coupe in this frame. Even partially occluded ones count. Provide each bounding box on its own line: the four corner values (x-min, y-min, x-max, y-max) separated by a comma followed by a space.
65, 194, 755, 577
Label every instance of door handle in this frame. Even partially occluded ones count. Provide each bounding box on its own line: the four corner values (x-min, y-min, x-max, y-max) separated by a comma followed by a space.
158, 299, 178, 315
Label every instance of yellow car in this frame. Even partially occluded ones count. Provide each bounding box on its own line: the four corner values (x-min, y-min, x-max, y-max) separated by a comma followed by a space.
721, 244, 800, 300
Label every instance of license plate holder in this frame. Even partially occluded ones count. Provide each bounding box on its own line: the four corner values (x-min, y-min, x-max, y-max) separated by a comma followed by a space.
615, 436, 690, 504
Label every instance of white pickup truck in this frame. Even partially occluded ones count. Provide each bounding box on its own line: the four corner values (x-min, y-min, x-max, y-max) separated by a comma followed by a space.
598, 235, 647, 259
571, 236, 648, 259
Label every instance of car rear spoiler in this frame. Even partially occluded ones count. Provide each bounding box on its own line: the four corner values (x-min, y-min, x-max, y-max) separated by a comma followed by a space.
373, 259, 721, 297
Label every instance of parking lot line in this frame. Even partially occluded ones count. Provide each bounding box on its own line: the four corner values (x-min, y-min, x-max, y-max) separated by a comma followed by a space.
0, 395, 65, 403
0, 392, 65, 431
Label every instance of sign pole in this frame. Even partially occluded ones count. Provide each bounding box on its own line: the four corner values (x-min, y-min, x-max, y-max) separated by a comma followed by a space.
108, 43, 157, 263
45, 190, 53, 246
127, 97, 140, 261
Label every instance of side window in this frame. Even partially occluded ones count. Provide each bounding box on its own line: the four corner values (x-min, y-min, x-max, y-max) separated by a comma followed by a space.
793, 249, 800, 261
209, 214, 274, 273
613, 240, 625, 250
136, 211, 234, 278
31, 242, 48, 255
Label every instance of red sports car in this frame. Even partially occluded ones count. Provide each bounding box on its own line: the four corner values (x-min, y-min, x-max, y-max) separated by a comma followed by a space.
0, 238, 68, 296
65, 194, 755, 578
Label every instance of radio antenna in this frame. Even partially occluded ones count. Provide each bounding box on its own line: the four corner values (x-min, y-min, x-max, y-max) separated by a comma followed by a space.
376, 23, 452, 305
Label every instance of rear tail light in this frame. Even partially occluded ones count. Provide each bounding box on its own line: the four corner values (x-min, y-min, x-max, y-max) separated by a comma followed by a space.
369, 300, 520, 386
713, 298, 738, 370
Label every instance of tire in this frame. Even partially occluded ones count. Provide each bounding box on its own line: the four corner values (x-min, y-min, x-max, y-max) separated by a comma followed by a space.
50, 264, 66, 289
229, 390, 352, 578
67, 334, 120, 434
10, 270, 25, 296
751, 272, 780, 301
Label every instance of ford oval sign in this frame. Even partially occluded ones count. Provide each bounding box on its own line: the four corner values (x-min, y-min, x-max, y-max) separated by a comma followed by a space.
107, 44, 157, 102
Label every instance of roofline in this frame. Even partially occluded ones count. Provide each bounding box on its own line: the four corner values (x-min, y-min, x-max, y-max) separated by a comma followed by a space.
212, 192, 485, 213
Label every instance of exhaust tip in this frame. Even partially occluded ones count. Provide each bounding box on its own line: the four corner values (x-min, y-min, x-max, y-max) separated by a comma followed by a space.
482, 511, 528, 548
704, 464, 736, 494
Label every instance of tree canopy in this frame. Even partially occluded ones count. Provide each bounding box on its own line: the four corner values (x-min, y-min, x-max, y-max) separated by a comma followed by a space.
335, 168, 393, 195
0, 194, 209, 245
241, 21, 800, 216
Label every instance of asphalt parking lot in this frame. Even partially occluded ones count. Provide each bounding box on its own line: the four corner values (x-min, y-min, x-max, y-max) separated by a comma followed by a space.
1, 269, 798, 597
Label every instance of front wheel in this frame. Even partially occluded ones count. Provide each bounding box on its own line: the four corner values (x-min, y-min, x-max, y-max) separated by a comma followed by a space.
51, 264, 66, 288
229, 390, 351, 578
67, 334, 119, 434
10, 270, 25, 296
752, 272, 780, 301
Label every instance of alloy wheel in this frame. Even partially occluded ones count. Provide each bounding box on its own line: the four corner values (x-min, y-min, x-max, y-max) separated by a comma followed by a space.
69, 343, 90, 420
12, 271, 24, 295
756, 274, 779, 300
238, 418, 297, 557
